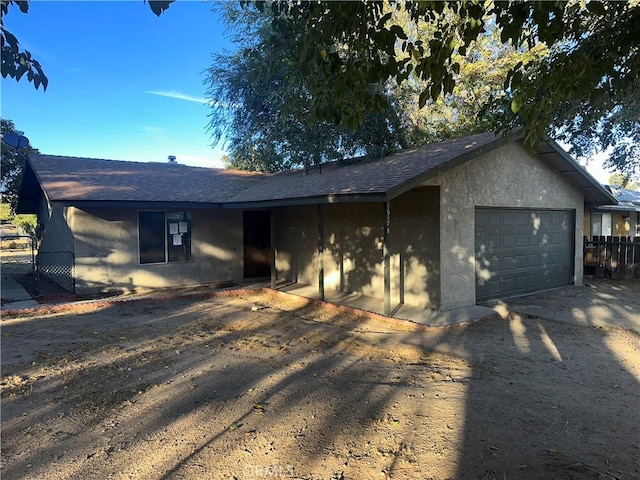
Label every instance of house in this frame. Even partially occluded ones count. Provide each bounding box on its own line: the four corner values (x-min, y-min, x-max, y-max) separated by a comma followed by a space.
583, 186, 640, 279
16, 132, 616, 313
584, 186, 640, 240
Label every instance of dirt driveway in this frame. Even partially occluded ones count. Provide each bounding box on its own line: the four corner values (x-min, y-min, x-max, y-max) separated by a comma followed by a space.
1, 285, 639, 480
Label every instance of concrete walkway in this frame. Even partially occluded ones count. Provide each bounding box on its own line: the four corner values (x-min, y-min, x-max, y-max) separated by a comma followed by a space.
1, 274, 38, 309
275, 281, 497, 327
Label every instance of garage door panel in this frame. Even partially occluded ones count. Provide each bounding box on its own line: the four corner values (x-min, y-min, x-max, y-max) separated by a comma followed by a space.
475, 208, 573, 301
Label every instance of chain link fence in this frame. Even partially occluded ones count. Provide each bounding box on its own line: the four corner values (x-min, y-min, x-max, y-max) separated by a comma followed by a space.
2, 237, 75, 298
1, 236, 36, 275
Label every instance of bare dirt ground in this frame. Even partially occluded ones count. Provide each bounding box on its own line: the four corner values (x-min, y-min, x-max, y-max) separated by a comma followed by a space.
1, 282, 639, 480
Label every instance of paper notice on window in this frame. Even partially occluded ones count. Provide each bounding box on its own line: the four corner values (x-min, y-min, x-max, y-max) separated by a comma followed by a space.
179, 221, 188, 233
169, 223, 179, 235
172, 234, 182, 246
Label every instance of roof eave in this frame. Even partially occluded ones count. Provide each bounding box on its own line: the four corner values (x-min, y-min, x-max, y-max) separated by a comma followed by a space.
222, 192, 388, 209
537, 141, 618, 206
49, 200, 226, 210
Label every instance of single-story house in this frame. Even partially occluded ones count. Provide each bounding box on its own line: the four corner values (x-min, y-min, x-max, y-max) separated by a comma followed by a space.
584, 186, 640, 240
583, 186, 640, 279
16, 132, 616, 313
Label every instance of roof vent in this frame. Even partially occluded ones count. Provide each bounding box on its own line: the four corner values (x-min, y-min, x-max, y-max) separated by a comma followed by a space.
167, 155, 177, 164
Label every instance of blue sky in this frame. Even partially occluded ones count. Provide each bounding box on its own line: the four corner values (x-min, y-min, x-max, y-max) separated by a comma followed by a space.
2, 0, 232, 168
1, 1, 615, 181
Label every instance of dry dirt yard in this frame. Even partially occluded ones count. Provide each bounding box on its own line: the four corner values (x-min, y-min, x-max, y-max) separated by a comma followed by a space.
1, 284, 639, 480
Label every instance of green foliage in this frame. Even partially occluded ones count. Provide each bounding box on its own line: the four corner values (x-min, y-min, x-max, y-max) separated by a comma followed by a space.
146, 0, 175, 17
13, 213, 37, 238
208, 5, 548, 171
1, 1, 48, 90
228, 0, 638, 177
0, 202, 12, 222
1, 119, 39, 212
608, 173, 639, 191
1, 0, 173, 90
206, 4, 406, 172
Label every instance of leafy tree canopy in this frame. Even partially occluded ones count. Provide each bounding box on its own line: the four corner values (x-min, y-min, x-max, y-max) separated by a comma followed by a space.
207, 3, 548, 171
237, 0, 638, 177
206, 4, 409, 172
1, 119, 39, 212
6, 0, 638, 178
608, 173, 639, 191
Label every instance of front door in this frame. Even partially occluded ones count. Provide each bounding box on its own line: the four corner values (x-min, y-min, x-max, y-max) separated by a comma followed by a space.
243, 211, 271, 278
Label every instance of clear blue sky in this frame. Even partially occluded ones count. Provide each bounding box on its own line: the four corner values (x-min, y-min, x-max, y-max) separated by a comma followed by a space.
0, 1, 614, 181
2, 0, 232, 168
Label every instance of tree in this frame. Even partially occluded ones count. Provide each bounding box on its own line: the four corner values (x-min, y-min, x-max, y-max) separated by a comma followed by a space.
206, 4, 406, 172
235, 1, 638, 175
1, 0, 174, 90
1, 1, 48, 90
608, 173, 639, 191
207, 4, 548, 171
1, 119, 39, 212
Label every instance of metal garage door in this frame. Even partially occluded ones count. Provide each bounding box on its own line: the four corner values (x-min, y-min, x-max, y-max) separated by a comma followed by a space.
475, 208, 574, 301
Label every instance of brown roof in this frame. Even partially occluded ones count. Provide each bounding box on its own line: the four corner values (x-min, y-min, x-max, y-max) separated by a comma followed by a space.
27, 154, 265, 204
226, 132, 502, 204
22, 132, 614, 208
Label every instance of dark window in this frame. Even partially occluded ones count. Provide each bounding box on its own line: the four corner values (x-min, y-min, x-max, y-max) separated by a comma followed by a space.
138, 211, 192, 264
166, 211, 192, 263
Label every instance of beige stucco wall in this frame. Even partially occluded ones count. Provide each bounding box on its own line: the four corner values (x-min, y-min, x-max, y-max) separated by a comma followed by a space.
613, 211, 631, 237
583, 209, 591, 239
274, 188, 440, 309
389, 187, 440, 308
37, 205, 76, 291
424, 142, 584, 310
67, 206, 243, 295
583, 208, 636, 239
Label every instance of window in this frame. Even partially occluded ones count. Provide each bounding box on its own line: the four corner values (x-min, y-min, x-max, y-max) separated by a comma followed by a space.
590, 212, 612, 238
138, 211, 192, 264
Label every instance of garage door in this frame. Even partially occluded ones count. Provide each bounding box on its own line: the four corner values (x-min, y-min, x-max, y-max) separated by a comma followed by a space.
475, 208, 574, 301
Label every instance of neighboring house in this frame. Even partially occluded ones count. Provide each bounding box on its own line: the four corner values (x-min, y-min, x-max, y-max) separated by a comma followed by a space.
16, 132, 615, 313
583, 186, 640, 279
584, 186, 640, 240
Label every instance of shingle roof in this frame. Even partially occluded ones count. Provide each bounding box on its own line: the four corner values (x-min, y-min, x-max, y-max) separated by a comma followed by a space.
22, 132, 614, 208
226, 132, 501, 204
27, 154, 265, 204
597, 186, 640, 212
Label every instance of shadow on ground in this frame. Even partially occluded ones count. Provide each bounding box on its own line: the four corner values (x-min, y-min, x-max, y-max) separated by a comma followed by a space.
1, 282, 638, 480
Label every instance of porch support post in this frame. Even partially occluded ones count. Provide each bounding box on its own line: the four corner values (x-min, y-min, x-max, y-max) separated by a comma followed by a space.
317, 204, 325, 301
383, 201, 391, 316
270, 209, 276, 289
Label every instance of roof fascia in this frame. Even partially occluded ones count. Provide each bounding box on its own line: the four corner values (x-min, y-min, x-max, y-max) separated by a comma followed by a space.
543, 141, 617, 206
385, 134, 515, 201
222, 192, 387, 209
50, 200, 225, 210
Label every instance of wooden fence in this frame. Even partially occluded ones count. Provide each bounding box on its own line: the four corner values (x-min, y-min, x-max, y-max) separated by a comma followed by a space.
584, 236, 640, 280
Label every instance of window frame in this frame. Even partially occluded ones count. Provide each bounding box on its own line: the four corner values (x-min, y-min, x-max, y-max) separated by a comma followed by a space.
138, 210, 193, 265
590, 211, 613, 238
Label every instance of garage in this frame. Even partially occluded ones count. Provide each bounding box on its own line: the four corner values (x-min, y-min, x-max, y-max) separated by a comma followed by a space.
475, 208, 574, 301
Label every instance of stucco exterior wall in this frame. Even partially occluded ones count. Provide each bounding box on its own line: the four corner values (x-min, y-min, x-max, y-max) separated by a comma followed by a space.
389, 187, 440, 308
613, 211, 632, 237
584, 208, 634, 239
274, 188, 440, 309
583, 209, 591, 239
39, 205, 75, 254
424, 142, 584, 310
274, 205, 319, 287
68, 207, 243, 295
38, 205, 76, 291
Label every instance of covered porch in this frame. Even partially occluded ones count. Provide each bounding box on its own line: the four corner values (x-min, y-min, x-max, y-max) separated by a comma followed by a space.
272, 280, 497, 328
